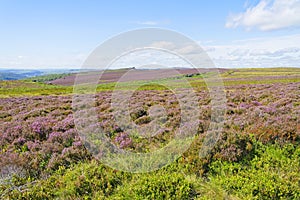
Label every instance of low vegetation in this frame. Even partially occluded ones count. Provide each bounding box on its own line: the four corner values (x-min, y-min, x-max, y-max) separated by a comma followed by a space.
0, 68, 299, 199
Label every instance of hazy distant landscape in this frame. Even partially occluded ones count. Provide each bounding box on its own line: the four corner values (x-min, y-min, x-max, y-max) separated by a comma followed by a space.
0, 69, 83, 81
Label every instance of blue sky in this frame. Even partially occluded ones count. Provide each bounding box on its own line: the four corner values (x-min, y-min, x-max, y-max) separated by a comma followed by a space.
1, 0, 300, 68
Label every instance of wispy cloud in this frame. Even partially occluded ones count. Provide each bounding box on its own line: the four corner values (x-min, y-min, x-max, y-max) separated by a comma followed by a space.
226, 0, 300, 31
133, 20, 170, 26
147, 34, 300, 68
203, 34, 300, 68
137, 21, 159, 25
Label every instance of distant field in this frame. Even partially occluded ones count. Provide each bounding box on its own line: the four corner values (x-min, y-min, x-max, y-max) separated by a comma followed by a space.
0, 67, 299, 98
49, 68, 228, 86
48, 67, 300, 87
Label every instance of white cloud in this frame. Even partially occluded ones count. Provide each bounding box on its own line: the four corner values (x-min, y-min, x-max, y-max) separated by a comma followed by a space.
1, 34, 300, 69
203, 34, 300, 68
117, 35, 300, 68
226, 0, 300, 31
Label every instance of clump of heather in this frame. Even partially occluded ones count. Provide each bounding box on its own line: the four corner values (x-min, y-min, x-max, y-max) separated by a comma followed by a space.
0, 95, 89, 177
114, 132, 133, 149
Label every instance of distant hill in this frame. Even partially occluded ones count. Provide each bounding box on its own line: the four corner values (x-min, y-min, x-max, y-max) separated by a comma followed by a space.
0, 69, 81, 80
49, 68, 229, 86
0, 69, 43, 80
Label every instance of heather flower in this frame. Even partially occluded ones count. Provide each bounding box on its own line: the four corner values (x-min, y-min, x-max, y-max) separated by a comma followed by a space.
26, 141, 40, 151
14, 137, 26, 145
263, 106, 277, 114
48, 132, 62, 143
14, 125, 23, 133
114, 132, 132, 148
239, 102, 250, 109
119, 138, 132, 149
252, 100, 262, 106
49, 132, 61, 138
31, 121, 43, 134
73, 141, 82, 147
62, 147, 70, 155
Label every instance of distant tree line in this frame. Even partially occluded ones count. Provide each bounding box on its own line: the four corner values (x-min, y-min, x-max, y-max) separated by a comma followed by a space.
26, 73, 72, 83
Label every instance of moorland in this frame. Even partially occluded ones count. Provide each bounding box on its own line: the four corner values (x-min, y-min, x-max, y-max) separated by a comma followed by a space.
0, 67, 299, 199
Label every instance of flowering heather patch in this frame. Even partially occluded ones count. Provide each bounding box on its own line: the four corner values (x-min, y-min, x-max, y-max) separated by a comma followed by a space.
114, 132, 133, 149
0, 72, 299, 199
0, 81, 299, 180
0, 95, 88, 177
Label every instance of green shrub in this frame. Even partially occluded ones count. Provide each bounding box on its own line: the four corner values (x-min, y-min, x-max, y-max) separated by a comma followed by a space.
209, 142, 300, 199
111, 171, 195, 200
3, 161, 128, 199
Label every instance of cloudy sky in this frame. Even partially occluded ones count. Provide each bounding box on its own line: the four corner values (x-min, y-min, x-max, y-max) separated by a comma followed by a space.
0, 0, 300, 69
